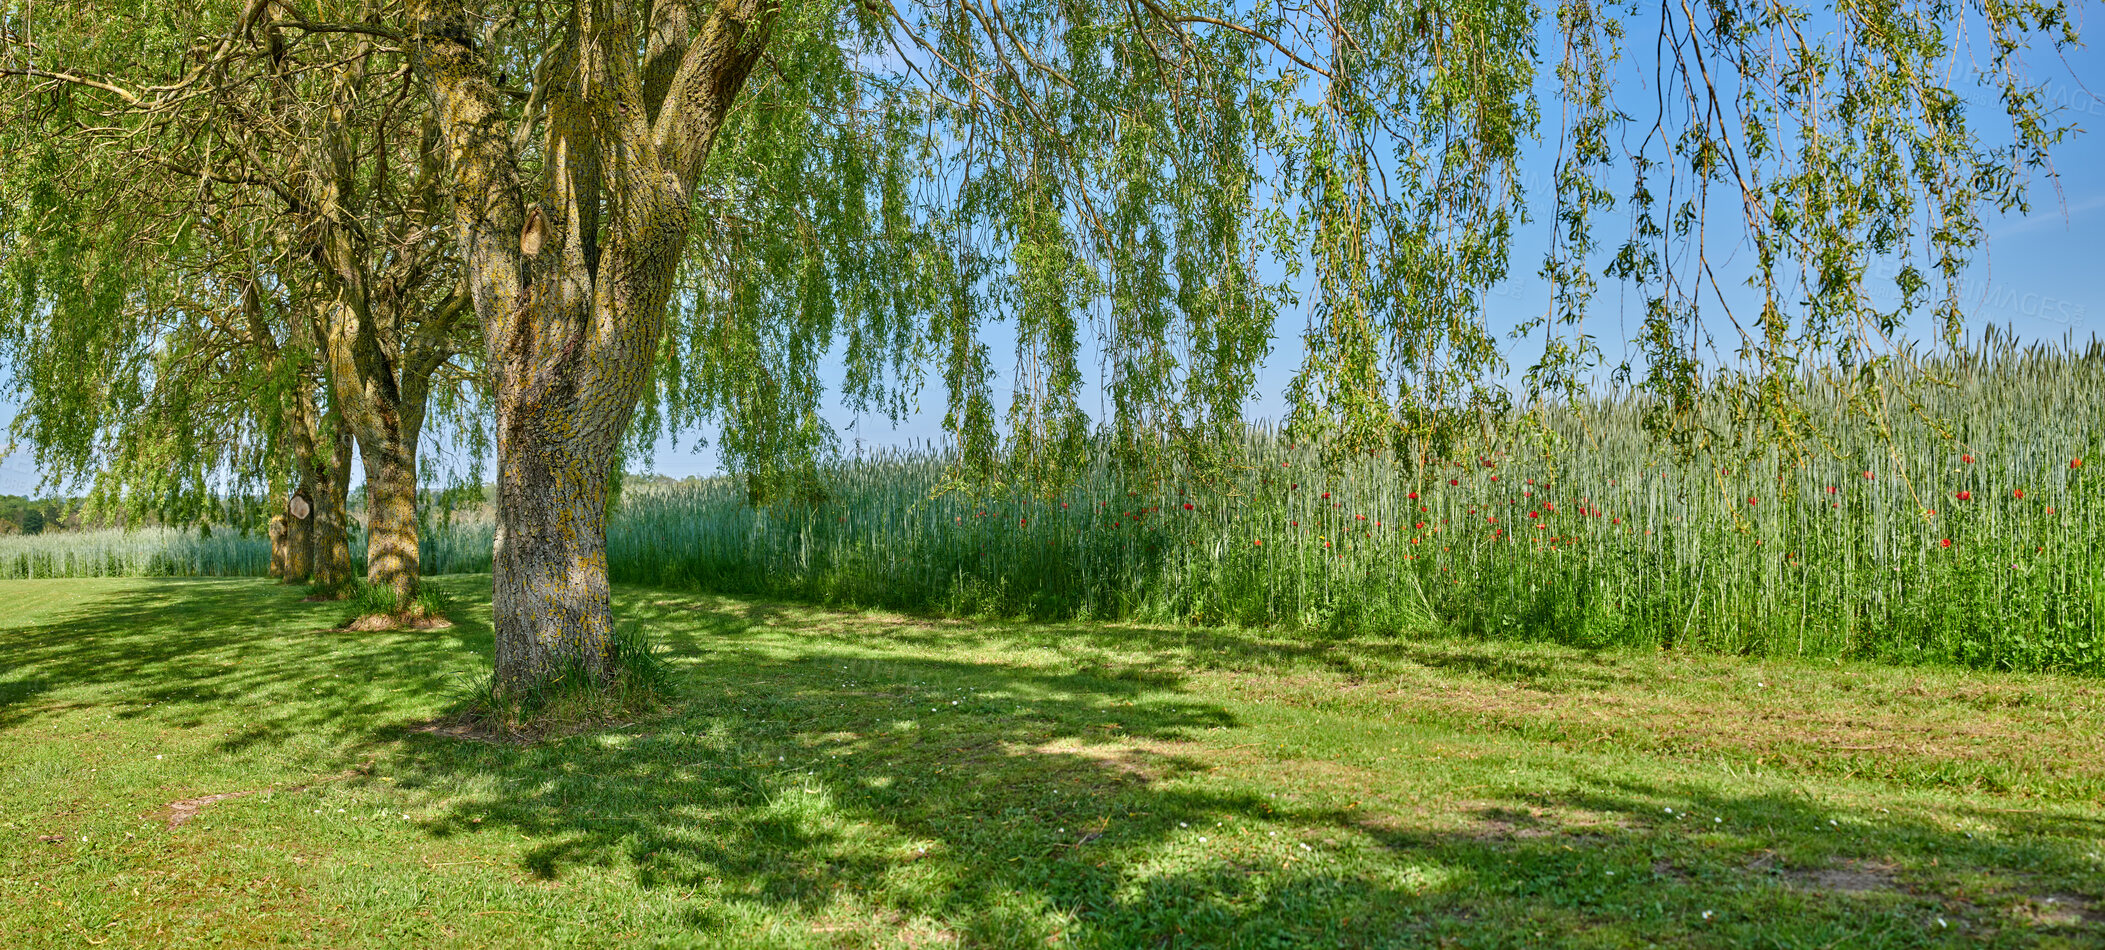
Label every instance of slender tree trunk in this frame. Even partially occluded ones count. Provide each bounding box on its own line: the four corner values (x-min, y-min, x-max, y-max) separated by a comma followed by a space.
311, 399, 355, 590
325, 296, 433, 612
268, 515, 289, 579
286, 477, 316, 584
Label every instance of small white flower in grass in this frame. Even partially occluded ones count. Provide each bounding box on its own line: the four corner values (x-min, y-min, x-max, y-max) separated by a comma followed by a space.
1714, 817, 1723, 823
1701, 911, 1713, 921
1937, 918, 1948, 929
155, 755, 163, 760
1179, 822, 1187, 827
1300, 843, 1312, 851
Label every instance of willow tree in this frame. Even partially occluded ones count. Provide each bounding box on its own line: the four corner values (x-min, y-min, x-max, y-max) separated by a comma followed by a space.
0, 141, 356, 580
0, 2, 479, 605
371, 0, 2073, 691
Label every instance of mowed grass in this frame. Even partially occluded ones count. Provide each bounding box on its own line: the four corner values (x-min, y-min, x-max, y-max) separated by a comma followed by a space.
2, 577, 2102, 948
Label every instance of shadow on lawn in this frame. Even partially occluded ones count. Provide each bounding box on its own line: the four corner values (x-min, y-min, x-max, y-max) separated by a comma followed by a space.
386, 596, 2100, 947
0, 577, 484, 747
7, 579, 2098, 945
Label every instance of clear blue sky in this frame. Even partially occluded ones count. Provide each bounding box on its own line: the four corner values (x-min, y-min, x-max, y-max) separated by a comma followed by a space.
5, 14, 2103, 495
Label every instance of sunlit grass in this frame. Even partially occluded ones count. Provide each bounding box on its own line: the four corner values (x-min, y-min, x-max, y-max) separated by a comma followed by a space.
2, 576, 2101, 947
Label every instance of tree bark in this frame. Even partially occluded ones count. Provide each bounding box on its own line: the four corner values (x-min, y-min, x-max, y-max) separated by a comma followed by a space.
311, 398, 355, 591
285, 485, 315, 583
358, 430, 422, 607
411, 0, 773, 693
268, 515, 289, 579
322, 295, 435, 611
492, 409, 616, 684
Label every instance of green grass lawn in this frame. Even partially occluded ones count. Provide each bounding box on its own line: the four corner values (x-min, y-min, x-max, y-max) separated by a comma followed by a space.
2, 577, 2101, 948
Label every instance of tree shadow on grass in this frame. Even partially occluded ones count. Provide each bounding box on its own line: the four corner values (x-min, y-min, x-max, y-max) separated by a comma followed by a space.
0, 576, 503, 748
625, 590, 1639, 697
388, 594, 2103, 948
7, 578, 2098, 946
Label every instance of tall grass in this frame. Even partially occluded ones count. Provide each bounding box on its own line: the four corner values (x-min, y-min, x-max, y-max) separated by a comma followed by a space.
588, 338, 2104, 673
0, 526, 272, 578
4, 337, 2098, 673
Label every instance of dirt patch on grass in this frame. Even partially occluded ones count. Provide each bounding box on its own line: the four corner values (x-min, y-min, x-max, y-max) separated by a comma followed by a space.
2011, 893, 2105, 928
412, 716, 533, 745
1789, 859, 1902, 895
341, 612, 453, 632
1019, 737, 1193, 783
157, 760, 375, 828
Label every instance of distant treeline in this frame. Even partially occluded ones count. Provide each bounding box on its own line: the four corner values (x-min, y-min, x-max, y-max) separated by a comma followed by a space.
0, 495, 79, 535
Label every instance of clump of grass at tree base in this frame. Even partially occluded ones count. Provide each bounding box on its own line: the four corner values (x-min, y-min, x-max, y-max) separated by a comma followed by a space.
337, 579, 454, 627
449, 620, 674, 739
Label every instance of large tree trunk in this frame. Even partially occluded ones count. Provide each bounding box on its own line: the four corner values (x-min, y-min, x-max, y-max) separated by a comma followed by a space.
357, 431, 421, 607
411, 0, 774, 694
324, 296, 433, 611
491, 406, 618, 687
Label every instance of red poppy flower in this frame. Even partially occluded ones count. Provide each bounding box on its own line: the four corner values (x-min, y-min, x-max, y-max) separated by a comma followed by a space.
2074, 459, 2085, 469
1253, 539, 1263, 546
1826, 486, 1837, 493
1322, 492, 1331, 499
1182, 503, 1194, 510
1939, 538, 1952, 548
1414, 522, 1425, 529
1962, 453, 1974, 464
2013, 489, 2025, 500
1490, 475, 1499, 482
1290, 483, 1298, 490
1407, 491, 1419, 500
1747, 497, 1758, 505
1863, 471, 1875, 479
1528, 511, 1540, 519
1290, 520, 1299, 527
1356, 514, 1366, 521
1449, 478, 1459, 486
1610, 518, 1620, 525
1955, 491, 1972, 501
